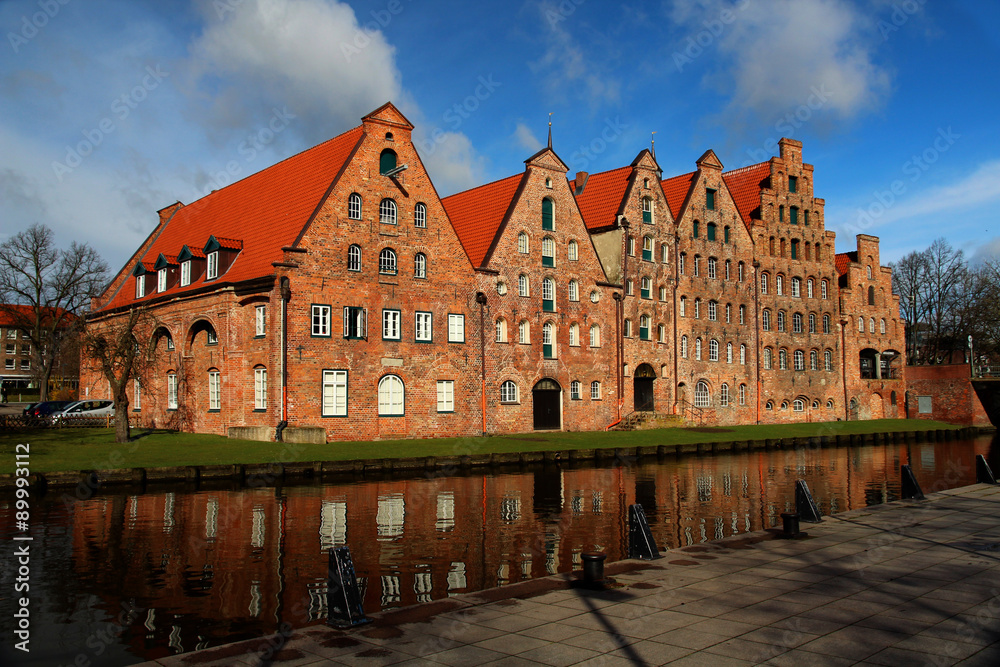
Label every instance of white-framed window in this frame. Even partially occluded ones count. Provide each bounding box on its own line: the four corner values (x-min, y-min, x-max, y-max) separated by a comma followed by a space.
518, 232, 529, 254
639, 315, 650, 340
5, 358, 14, 370
725, 260, 731, 281
570, 380, 581, 400
661, 244, 669, 263
322, 370, 348, 417
679, 253, 685, 274
858, 316, 864, 332
500, 380, 519, 403
810, 350, 819, 371
642, 196, 653, 223
720, 383, 729, 407
568, 280, 579, 302
708, 301, 717, 321
378, 375, 404, 415
825, 350, 833, 371
824, 314, 831, 334
680, 296, 686, 317
761, 273, 768, 294
708, 257, 717, 279
415, 312, 432, 342
383, 309, 401, 340
694, 298, 701, 319
495, 318, 507, 343
207, 251, 219, 280
794, 350, 805, 371
312, 305, 331, 336
681, 335, 688, 359
623, 319, 632, 337
776, 274, 784, 295
791, 277, 801, 298
436, 380, 454, 412
519, 320, 530, 344
658, 324, 666, 342
568, 240, 578, 261
694, 381, 710, 408
348, 244, 362, 271
379, 248, 397, 275
727, 342, 733, 364
739, 384, 747, 406
695, 337, 702, 360
518, 274, 529, 297
569, 323, 579, 346
626, 279, 634, 296
542, 236, 555, 266
709, 339, 719, 361
779, 349, 788, 370
869, 317, 875, 333
642, 235, 654, 261
254, 367, 267, 410
180, 261, 191, 287
343, 306, 367, 339
693, 255, 700, 276
348, 193, 362, 219
627, 236, 635, 256
542, 277, 556, 311
414, 253, 427, 278
590, 381, 601, 400
725, 303, 732, 323
793, 312, 803, 333
542, 322, 555, 358
589, 324, 600, 348
448, 314, 465, 343
738, 262, 745, 281
809, 313, 816, 334
641, 276, 652, 299
209, 370, 221, 410
793, 398, 805, 412
380, 198, 397, 224
822, 279, 829, 300
19, 359, 28, 371
167, 373, 178, 410
807, 279, 814, 298
762, 309, 771, 330
133, 378, 141, 411
777, 310, 786, 332
135, 276, 145, 298
414, 203, 427, 228
659, 286, 667, 301
763, 348, 772, 369
157, 268, 167, 293
880, 318, 886, 334
740, 344, 747, 365
255, 305, 266, 336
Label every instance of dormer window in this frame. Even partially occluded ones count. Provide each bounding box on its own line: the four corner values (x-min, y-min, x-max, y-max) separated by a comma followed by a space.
207, 251, 219, 280
180, 260, 191, 287
157, 268, 167, 293
135, 275, 145, 298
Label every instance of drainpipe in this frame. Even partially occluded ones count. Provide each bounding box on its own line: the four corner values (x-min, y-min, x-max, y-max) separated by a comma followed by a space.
753, 260, 761, 424
476, 292, 488, 436
277, 277, 290, 441
606, 291, 624, 431
672, 233, 679, 415
841, 317, 849, 420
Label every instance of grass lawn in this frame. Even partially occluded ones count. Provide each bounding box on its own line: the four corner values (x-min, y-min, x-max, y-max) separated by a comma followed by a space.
0, 419, 967, 475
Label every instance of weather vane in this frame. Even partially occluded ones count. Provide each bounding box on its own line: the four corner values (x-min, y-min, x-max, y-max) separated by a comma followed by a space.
547, 112, 553, 149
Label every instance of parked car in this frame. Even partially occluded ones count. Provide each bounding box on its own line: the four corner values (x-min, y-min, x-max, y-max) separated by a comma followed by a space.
51, 400, 114, 421
26, 401, 73, 419
21, 402, 38, 416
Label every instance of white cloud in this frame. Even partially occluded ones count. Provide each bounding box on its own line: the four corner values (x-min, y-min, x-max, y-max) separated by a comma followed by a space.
513, 122, 544, 154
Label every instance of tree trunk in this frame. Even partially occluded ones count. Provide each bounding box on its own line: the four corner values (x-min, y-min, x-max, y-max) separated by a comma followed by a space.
114, 385, 131, 443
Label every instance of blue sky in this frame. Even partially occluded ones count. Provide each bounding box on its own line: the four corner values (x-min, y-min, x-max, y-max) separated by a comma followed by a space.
2, 0, 999, 276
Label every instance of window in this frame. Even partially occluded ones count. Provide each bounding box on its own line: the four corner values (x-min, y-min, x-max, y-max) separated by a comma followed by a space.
179, 260, 191, 287
880, 318, 886, 334
727, 342, 733, 363
414, 203, 427, 228
825, 350, 833, 371
776, 275, 784, 295
382, 310, 401, 340
661, 245, 669, 263
437, 380, 454, 412
867, 265, 873, 280
706, 188, 716, 210
569, 280, 579, 302
415, 312, 432, 342
681, 335, 688, 359
623, 319, 633, 338
379, 248, 397, 275
626, 279, 634, 296
168, 373, 178, 410
695, 337, 702, 360
642, 197, 653, 223
156, 267, 167, 292
709, 339, 719, 361
569, 323, 579, 346
135, 275, 145, 298
790, 207, 799, 225
5, 330, 13, 339
788, 175, 797, 193
379, 149, 397, 174
823, 314, 831, 334
807, 279, 814, 299
591, 381, 602, 400
739, 384, 747, 406
312, 305, 332, 336
640, 277, 651, 300
858, 317, 864, 332
693, 221, 699, 238
542, 278, 555, 312
693, 255, 700, 276
680, 296, 687, 317
542, 322, 555, 358
763, 348, 772, 369
707, 223, 717, 242
518, 232, 529, 254
207, 330, 218, 345
779, 349, 787, 370
255, 305, 266, 337
540, 196, 556, 231
568, 240, 578, 261
495, 318, 507, 343
791, 239, 799, 260
708, 300, 717, 321
448, 314, 465, 342
740, 344, 746, 365
166, 335, 174, 350
777, 310, 786, 332
5, 343, 13, 354
794, 350, 805, 371
659, 286, 667, 301
380, 199, 397, 225
761, 273, 768, 294
658, 324, 666, 343
821, 279, 828, 300
739, 305, 746, 325
207, 251, 218, 280
348, 245, 361, 271
720, 383, 729, 407
724, 226, 731, 243
679, 253, 685, 274
762, 309, 771, 331
869, 317, 875, 333
793, 398, 805, 412
793, 312, 803, 333
590, 324, 600, 348
323, 370, 348, 417
627, 236, 635, 256
809, 313, 816, 334
378, 375, 404, 415
134, 378, 141, 411
810, 350, 818, 371
738, 262, 745, 282
708, 257, 717, 279
639, 315, 650, 341
343, 306, 367, 339
542, 237, 555, 267
694, 381, 710, 407
725, 303, 732, 323
725, 260, 731, 281
348, 193, 362, 219
694, 298, 701, 319
791, 277, 801, 298
570, 380, 581, 400
410, 252, 426, 278
208, 370, 221, 411
519, 321, 530, 344
518, 275, 529, 297
500, 380, 519, 403
254, 367, 267, 410
868, 285, 876, 306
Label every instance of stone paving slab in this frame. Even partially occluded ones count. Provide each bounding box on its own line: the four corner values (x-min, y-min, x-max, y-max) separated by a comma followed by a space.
136, 484, 1000, 666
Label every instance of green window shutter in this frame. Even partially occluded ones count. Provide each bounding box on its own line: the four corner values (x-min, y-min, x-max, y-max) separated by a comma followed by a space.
693, 221, 699, 238
791, 241, 798, 260
707, 225, 716, 241
790, 207, 798, 225
542, 256, 554, 268
543, 343, 553, 358
706, 189, 716, 210
779, 206, 784, 222
542, 199, 554, 230
640, 287, 650, 299
788, 176, 797, 193
543, 299, 554, 312
379, 150, 397, 174
642, 209, 652, 223
724, 227, 730, 243
804, 210, 809, 226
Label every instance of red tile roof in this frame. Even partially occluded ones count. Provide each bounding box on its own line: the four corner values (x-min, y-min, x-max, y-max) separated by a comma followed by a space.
722, 162, 771, 230
441, 173, 524, 268
100, 125, 365, 311
573, 166, 631, 231
0, 304, 75, 328
661, 171, 696, 220
835, 252, 856, 277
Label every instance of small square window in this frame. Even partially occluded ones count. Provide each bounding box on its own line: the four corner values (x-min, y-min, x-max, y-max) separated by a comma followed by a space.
382, 309, 401, 340
448, 314, 465, 343
312, 305, 332, 337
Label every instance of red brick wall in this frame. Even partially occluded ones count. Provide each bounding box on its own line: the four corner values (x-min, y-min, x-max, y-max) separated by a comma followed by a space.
904, 364, 991, 426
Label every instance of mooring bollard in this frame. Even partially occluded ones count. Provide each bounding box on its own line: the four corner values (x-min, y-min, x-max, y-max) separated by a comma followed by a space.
327, 546, 371, 628
795, 480, 823, 523
780, 512, 800, 537
901, 464, 925, 500
628, 504, 662, 560
976, 455, 997, 484
581, 552, 607, 584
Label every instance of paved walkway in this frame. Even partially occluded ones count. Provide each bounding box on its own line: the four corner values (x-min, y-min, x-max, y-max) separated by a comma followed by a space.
142, 484, 1000, 667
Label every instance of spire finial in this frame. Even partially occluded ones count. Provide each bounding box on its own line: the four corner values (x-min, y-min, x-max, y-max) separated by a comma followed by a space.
651, 131, 657, 158
547, 112, 553, 149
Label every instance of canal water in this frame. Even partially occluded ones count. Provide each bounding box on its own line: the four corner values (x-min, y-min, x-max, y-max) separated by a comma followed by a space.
1, 433, 996, 666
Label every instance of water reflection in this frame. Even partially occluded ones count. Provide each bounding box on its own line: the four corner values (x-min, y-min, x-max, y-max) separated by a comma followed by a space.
0, 435, 996, 666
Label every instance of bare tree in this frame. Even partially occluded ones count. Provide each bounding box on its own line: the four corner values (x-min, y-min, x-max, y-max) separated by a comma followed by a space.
81, 307, 156, 443
0, 224, 108, 400
891, 249, 931, 364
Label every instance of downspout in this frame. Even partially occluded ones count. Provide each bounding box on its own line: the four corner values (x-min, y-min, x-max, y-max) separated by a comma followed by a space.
841, 316, 849, 420
753, 260, 761, 424
606, 292, 623, 431
476, 292, 488, 436
276, 277, 290, 442
672, 233, 680, 415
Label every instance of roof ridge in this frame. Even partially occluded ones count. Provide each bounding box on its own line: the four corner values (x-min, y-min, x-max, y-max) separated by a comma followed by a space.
722, 161, 769, 176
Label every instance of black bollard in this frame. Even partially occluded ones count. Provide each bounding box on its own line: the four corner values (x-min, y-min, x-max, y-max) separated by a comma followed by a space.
900, 464, 925, 500
581, 552, 607, 584
780, 512, 800, 537
976, 455, 997, 484
795, 480, 823, 523
628, 504, 662, 560
327, 546, 371, 628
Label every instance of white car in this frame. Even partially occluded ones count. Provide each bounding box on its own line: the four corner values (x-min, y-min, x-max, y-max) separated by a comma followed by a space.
51, 400, 114, 421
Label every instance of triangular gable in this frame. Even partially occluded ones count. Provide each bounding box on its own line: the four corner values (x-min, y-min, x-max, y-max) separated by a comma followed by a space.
442, 173, 524, 268
362, 102, 415, 130
630, 149, 660, 171
661, 171, 697, 220
204, 236, 243, 253
153, 254, 178, 270
722, 162, 772, 231
176, 245, 205, 262
696, 149, 724, 170
131, 262, 153, 277
574, 166, 631, 231
524, 147, 569, 173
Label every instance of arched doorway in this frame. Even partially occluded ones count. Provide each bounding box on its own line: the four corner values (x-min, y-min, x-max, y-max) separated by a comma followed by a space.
634, 364, 655, 412
532, 378, 561, 430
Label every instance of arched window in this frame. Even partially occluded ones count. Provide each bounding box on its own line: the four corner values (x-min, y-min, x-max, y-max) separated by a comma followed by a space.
693, 255, 701, 276
869, 317, 875, 333
807, 279, 814, 298
810, 350, 818, 370
880, 318, 886, 334
542, 277, 556, 312
414, 202, 427, 228
253, 366, 267, 410
776, 274, 784, 295
642, 235, 654, 261
709, 339, 719, 361
725, 303, 732, 323
379, 198, 397, 225
542, 322, 555, 358
640, 276, 652, 299
348, 244, 361, 272
518, 274, 529, 297
590, 324, 600, 347
541, 237, 556, 268
821, 279, 828, 300
761, 273, 769, 294
627, 237, 635, 256
625, 279, 634, 296
542, 198, 554, 230
348, 193, 362, 220
379, 248, 397, 275
779, 349, 788, 370
793, 398, 805, 412
639, 315, 650, 340
794, 350, 805, 371
623, 318, 633, 338
791, 277, 801, 297
725, 260, 731, 281
740, 344, 746, 365
414, 253, 426, 278
695, 337, 702, 360
569, 323, 579, 346
739, 304, 746, 325
707, 222, 717, 241
766, 401, 774, 410
738, 261, 745, 282
720, 383, 730, 407
500, 380, 519, 403
694, 381, 710, 408
708, 257, 717, 279
727, 342, 733, 364
680, 335, 688, 359
680, 296, 687, 317
777, 310, 786, 332
661, 244, 669, 263
658, 324, 666, 343
816, 243, 822, 261
519, 321, 530, 344
495, 318, 507, 343
823, 314, 831, 334
793, 312, 803, 333
866, 265, 873, 279
708, 300, 717, 321
763, 348, 772, 369
739, 384, 747, 406
379, 149, 397, 174
568, 240, 578, 261
568, 280, 579, 302
642, 197, 653, 223
694, 298, 701, 319
858, 317, 864, 332
762, 309, 771, 331
591, 381, 602, 400
571, 380, 581, 399
868, 285, 876, 305
518, 232, 529, 254
679, 252, 686, 274
378, 375, 404, 415
825, 350, 833, 371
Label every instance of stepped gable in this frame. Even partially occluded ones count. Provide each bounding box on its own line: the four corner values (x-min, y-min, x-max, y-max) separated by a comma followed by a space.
660, 171, 696, 219
441, 173, 523, 269
100, 124, 365, 310
722, 161, 772, 230
572, 166, 631, 231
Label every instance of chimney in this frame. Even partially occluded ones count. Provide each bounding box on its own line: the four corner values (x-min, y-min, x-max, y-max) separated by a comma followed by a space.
575, 171, 589, 195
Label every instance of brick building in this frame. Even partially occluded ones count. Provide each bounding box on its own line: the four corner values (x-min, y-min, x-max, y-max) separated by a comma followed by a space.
1, 304, 80, 398
81, 103, 905, 440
